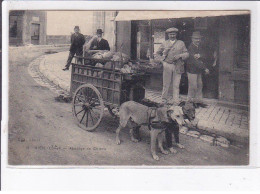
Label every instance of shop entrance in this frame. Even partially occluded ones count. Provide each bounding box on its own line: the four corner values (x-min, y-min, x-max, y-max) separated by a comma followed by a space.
177, 17, 219, 99
130, 17, 219, 99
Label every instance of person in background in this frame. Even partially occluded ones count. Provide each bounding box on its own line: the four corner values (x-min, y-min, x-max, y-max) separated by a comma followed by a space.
186, 31, 210, 103
89, 29, 110, 51
155, 27, 189, 105
63, 26, 85, 71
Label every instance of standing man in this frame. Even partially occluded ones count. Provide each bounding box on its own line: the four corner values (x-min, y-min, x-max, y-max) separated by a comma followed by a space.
63, 26, 85, 71
89, 29, 110, 51
186, 31, 210, 103
155, 27, 189, 105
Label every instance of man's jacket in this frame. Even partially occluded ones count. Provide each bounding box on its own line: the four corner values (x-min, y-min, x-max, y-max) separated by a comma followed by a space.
70, 33, 86, 52
155, 39, 189, 64
186, 43, 207, 74
90, 38, 110, 51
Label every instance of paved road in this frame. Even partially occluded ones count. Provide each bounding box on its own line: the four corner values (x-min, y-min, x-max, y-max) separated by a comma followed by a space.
8, 47, 249, 166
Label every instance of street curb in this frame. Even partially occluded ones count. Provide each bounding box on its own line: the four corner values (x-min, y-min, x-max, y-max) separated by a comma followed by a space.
196, 120, 248, 145
39, 55, 70, 93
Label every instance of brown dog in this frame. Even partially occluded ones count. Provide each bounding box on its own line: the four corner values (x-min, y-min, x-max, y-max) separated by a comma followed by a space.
115, 101, 185, 160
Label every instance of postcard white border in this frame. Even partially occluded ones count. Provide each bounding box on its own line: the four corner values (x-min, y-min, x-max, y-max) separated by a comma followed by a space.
2, 0, 260, 190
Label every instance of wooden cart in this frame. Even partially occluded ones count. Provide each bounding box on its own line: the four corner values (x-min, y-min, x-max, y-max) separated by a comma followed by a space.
70, 56, 147, 131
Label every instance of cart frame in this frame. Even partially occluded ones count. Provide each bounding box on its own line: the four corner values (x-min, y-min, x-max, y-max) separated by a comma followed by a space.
70, 56, 146, 131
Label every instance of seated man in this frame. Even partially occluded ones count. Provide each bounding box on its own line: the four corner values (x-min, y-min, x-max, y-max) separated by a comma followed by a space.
89, 29, 110, 51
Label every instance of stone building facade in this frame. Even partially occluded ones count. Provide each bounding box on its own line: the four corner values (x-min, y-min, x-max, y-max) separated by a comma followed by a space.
9, 11, 47, 46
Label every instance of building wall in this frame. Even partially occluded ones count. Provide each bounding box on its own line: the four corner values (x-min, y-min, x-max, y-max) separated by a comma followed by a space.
22, 11, 47, 45
9, 11, 47, 46
116, 21, 131, 56
218, 16, 236, 102
46, 35, 71, 45
92, 11, 117, 51
103, 11, 117, 52
46, 35, 92, 45
218, 15, 249, 104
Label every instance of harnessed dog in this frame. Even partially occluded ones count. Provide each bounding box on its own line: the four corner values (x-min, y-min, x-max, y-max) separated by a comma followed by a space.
133, 101, 197, 151
115, 101, 185, 160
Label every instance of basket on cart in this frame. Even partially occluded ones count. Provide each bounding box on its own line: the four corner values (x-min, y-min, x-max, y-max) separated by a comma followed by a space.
70, 55, 147, 131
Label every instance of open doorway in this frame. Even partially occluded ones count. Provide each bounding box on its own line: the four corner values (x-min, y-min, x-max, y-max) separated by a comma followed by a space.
31, 23, 40, 45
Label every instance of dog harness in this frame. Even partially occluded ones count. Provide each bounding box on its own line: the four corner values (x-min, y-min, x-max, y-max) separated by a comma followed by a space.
129, 106, 179, 130
148, 108, 172, 130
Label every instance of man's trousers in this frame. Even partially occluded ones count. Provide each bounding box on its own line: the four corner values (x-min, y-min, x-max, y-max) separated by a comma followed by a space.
162, 62, 182, 104
65, 49, 83, 69
187, 72, 203, 102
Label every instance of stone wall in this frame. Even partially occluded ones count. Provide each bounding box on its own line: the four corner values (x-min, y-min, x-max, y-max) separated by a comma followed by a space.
46, 35, 92, 45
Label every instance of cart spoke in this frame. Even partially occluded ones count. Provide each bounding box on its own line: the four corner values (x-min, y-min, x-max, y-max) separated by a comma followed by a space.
87, 88, 94, 102
86, 111, 89, 127
89, 110, 95, 125
88, 90, 97, 105
90, 101, 100, 107
81, 88, 87, 101
90, 109, 100, 120
75, 94, 85, 103
76, 108, 85, 116
80, 110, 87, 123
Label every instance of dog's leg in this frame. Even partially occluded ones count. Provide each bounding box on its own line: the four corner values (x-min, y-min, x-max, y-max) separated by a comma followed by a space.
173, 126, 185, 149
133, 126, 142, 141
130, 126, 140, 143
116, 125, 123, 145
116, 110, 130, 145
158, 131, 169, 155
165, 124, 177, 154
150, 129, 161, 161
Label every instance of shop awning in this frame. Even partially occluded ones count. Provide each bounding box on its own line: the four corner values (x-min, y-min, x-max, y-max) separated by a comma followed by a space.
115, 10, 250, 21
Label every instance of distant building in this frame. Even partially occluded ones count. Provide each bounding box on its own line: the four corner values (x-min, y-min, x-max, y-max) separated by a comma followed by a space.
9, 11, 47, 46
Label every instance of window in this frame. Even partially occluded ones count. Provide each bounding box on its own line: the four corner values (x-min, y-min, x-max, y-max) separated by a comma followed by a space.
136, 20, 151, 60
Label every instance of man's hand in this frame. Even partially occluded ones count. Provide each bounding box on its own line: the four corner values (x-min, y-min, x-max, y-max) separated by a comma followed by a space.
172, 54, 181, 61
194, 54, 201, 60
205, 68, 210, 74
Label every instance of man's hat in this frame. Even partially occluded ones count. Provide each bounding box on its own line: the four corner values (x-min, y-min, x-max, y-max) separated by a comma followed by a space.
191, 31, 203, 38
74, 26, 80, 30
166, 27, 179, 33
96, 29, 104, 34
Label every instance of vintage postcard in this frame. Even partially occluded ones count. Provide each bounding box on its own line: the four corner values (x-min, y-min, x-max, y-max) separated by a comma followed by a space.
5, 9, 252, 166
2, 0, 260, 191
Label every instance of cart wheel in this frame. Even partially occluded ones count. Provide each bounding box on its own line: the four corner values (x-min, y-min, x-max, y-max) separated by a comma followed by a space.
72, 84, 104, 131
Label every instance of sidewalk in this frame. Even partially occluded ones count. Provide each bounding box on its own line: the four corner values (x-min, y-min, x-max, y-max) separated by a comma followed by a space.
39, 51, 249, 145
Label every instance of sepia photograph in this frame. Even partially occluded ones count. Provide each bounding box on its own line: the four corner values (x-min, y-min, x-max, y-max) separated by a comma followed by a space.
6, 9, 250, 166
